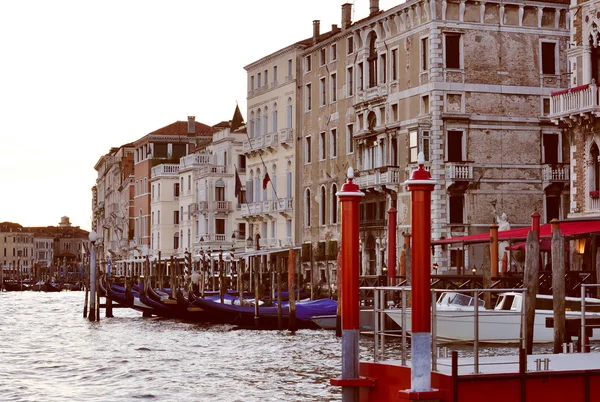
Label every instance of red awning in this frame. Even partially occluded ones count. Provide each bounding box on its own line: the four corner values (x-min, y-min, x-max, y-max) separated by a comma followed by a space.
432, 219, 600, 246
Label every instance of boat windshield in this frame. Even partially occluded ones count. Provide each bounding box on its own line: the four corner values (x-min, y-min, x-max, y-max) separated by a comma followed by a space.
438, 292, 484, 307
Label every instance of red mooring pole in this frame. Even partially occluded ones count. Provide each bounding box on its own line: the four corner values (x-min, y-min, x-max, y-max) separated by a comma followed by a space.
405, 153, 436, 393
336, 167, 364, 401
387, 207, 397, 285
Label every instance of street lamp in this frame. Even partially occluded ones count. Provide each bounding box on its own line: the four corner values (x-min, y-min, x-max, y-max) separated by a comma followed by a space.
246, 236, 253, 249
433, 263, 439, 273
471, 266, 477, 275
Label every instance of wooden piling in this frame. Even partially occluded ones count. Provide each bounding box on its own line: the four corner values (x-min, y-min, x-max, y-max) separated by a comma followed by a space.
277, 256, 283, 330
551, 228, 565, 354
405, 246, 412, 286
524, 230, 540, 354
254, 255, 260, 328
288, 248, 297, 334
238, 258, 244, 307
219, 251, 225, 304
482, 245, 491, 309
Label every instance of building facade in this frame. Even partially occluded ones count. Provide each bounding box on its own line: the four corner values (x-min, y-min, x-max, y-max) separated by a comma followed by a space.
299, 0, 570, 274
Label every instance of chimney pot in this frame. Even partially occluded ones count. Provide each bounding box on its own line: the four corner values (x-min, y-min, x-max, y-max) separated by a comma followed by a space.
341, 3, 353, 29
313, 20, 320, 44
370, 0, 379, 15
187, 116, 195, 134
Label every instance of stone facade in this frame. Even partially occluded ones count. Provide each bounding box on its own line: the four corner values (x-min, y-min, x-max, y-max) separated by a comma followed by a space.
300, 0, 570, 273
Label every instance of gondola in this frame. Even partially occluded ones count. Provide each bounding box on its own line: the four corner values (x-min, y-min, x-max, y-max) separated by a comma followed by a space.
3, 280, 31, 291
191, 296, 338, 330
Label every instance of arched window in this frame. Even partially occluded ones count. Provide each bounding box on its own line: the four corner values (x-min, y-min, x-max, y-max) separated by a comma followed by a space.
263, 106, 268, 135
256, 108, 261, 136
331, 183, 338, 224
591, 142, 600, 192
272, 103, 278, 133
305, 188, 311, 227
249, 111, 255, 138
286, 98, 293, 128
368, 33, 378, 88
270, 164, 277, 200
173, 232, 179, 250
320, 186, 326, 226
256, 168, 262, 202
286, 161, 293, 198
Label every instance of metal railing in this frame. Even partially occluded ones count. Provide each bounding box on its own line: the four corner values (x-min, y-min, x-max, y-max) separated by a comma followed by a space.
581, 284, 600, 353
365, 286, 527, 374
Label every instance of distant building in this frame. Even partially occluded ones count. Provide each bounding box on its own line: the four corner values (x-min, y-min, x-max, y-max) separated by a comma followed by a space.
0, 222, 34, 278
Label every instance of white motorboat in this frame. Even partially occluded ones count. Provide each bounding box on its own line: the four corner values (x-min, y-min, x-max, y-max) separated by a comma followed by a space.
386, 291, 600, 343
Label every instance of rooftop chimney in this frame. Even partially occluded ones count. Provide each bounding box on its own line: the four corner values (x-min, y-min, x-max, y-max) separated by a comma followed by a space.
370, 0, 379, 15
341, 3, 352, 29
332, 24, 340, 34
313, 20, 320, 44
187, 116, 195, 134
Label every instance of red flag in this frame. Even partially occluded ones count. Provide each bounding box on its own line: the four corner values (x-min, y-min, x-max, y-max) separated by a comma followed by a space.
262, 172, 270, 190
234, 167, 243, 198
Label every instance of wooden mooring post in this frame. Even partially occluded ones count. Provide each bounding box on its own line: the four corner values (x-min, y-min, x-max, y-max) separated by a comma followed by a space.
551, 222, 565, 354
524, 230, 540, 354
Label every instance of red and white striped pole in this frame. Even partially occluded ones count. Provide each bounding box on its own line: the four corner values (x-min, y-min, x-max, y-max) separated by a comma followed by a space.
336, 167, 364, 401
405, 153, 436, 392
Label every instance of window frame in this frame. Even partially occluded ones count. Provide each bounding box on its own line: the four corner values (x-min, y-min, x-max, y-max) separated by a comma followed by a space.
540, 40, 559, 76
443, 32, 463, 70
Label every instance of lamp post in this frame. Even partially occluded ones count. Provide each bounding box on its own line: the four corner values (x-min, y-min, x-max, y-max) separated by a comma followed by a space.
88, 230, 98, 322
433, 263, 439, 274
472, 266, 477, 275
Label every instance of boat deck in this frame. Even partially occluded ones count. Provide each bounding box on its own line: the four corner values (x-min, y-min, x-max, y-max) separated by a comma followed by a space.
382, 352, 600, 376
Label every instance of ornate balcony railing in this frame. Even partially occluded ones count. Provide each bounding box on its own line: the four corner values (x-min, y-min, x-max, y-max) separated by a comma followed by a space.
243, 136, 265, 153
151, 164, 179, 178
354, 167, 401, 189
279, 128, 294, 147
445, 162, 474, 181
542, 165, 569, 182
549, 83, 600, 123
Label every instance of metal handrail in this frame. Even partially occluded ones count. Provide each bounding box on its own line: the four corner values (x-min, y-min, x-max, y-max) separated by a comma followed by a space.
363, 286, 527, 374
581, 284, 600, 352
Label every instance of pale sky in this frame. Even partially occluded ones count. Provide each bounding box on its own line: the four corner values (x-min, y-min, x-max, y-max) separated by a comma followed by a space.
0, 0, 396, 231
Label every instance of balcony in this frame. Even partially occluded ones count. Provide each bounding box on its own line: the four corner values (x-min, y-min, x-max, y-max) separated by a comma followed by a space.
549, 83, 600, 124
264, 132, 279, 151
354, 167, 402, 191
180, 153, 210, 169
277, 198, 293, 217
198, 201, 231, 214
279, 128, 294, 148
197, 164, 229, 177
542, 165, 569, 182
444, 162, 474, 189
243, 135, 265, 154
151, 164, 179, 178
240, 202, 263, 218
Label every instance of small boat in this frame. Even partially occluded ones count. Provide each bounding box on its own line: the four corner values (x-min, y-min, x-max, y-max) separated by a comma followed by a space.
386, 291, 600, 343
3, 280, 31, 291
192, 296, 338, 330
310, 308, 379, 332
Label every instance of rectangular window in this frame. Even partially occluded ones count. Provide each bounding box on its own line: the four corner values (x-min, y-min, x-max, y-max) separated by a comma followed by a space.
320, 77, 326, 106
542, 98, 551, 116
330, 128, 338, 157
216, 186, 225, 201
286, 220, 292, 237
306, 55, 312, 72
320, 132, 326, 160
215, 219, 225, 235
347, 36, 354, 54
264, 70, 268, 87
331, 73, 337, 102
305, 136, 312, 163
380, 53, 387, 84
347, 124, 354, 154
392, 103, 398, 121
391, 49, 398, 81
273, 65, 278, 83
409, 131, 418, 163
288, 59, 292, 77
306, 84, 312, 111
174, 210, 179, 225
174, 183, 180, 198
421, 95, 430, 114
421, 37, 428, 71
238, 222, 246, 238
445, 33, 461, 69
543, 133, 559, 164
347, 66, 354, 96
449, 194, 464, 224
257, 72, 262, 88
320, 48, 326, 66
331, 43, 337, 61
250, 76, 254, 91
447, 130, 464, 162
542, 42, 556, 75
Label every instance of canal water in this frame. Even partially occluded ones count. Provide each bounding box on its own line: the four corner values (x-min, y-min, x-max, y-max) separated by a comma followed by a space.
1, 291, 598, 401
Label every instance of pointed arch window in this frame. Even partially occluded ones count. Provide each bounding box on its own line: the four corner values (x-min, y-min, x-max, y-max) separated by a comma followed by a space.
331, 183, 339, 224
305, 189, 311, 228
590, 142, 600, 193
320, 186, 326, 226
